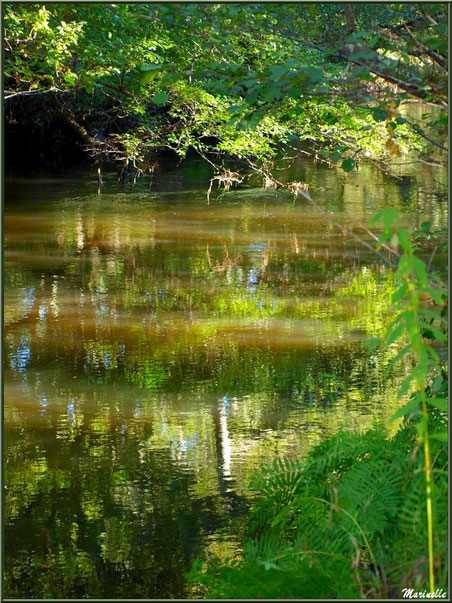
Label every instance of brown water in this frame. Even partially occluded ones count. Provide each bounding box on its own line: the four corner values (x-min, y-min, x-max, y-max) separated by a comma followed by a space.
3, 155, 447, 598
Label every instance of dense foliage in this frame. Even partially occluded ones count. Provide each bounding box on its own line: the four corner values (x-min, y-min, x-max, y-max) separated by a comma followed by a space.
4, 3, 448, 177
190, 425, 447, 598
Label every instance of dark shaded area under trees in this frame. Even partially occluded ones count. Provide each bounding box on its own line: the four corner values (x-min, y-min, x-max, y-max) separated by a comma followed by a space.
4, 3, 447, 178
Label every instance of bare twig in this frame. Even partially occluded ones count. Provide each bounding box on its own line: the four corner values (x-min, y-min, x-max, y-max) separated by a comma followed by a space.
403, 23, 447, 70
243, 159, 398, 268
360, 225, 400, 259
305, 196, 398, 268
4, 87, 67, 101
406, 120, 448, 152
427, 246, 439, 273
207, 170, 243, 203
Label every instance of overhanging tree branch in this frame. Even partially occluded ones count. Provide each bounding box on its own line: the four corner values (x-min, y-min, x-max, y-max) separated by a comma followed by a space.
47, 91, 99, 147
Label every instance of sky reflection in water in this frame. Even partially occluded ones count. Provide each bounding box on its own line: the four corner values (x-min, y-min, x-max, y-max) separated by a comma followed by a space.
4, 156, 447, 598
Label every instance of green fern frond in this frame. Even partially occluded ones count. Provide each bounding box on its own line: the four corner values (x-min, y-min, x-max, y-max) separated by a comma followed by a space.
190, 426, 448, 598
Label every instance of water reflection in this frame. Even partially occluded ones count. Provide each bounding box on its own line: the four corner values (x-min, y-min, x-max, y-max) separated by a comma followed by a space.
4, 156, 447, 598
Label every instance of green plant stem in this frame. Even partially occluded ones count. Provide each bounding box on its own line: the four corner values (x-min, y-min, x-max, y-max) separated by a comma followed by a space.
268, 549, 347, 562
307, 496, 381, 584
408, 275, 435, 593
420, 389, 435, 593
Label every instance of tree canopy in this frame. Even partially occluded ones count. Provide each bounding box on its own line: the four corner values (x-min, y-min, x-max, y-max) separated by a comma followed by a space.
4, 3, 448, 179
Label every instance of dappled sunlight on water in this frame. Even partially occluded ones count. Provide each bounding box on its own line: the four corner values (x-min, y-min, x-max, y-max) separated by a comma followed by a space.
4, 157, 447, 598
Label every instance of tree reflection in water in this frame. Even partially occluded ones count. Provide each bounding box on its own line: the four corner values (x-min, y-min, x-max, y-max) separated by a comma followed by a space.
4, 157, 447, 597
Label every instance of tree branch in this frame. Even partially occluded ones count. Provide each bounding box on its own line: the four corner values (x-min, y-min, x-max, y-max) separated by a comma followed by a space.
47, 91, 98, 147
403, 23, 447, 70
4, 87, 66, 101
406, 120, 448, 152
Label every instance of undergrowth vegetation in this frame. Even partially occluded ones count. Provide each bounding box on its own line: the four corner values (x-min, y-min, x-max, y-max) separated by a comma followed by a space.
190, 211, 448, 598
190, 426, 447, 598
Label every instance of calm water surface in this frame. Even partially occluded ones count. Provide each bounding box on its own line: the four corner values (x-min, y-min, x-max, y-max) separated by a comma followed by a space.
4, 156, 447, 598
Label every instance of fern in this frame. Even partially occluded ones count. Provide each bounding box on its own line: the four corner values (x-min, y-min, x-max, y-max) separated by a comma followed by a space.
190, 216, 448, 598
190, 427, 448, 598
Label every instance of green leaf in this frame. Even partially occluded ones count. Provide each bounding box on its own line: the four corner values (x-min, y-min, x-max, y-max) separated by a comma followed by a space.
351, 66, 371, 79
396, 254, 412, 278
424, 37, 447, 52
368, 33, 381, 48
262, 86, 282, 102
392, 283, 408, 304
372, 107, 388, 122
383, 208, 401, 231
227, 114, 242, 126
419, 323, 447, 342
271, 506, 291, 527
370, 207, 400, 229
323, 112, 338, 125
389, 233, 399, 249
426, 345, 440, 363
161, 71, 182, 85
422, 287, 444, 305
391, 397, 421, 421
153, 91, 168, 105
432, 375, 446, 394
385, 323, 405, 346
364, 337, 381, 352
287, 87, 302, 99
227, 104, 245, 113
397, 228, 411, 252
430, 431, 448, 443
426, 398, 448, 412
245, 92, 259, 106
258, 560, 283, 571
141, 71, 160, 84
412, 256, 427, 287
269, 64, 287, 77
303, 66, 323, 83
329, 151, 342, 163
140, 63, 163, 72
383, 344, 411, 379
348, 50, 376, 61
63, 72, 78, 86
237, 118, 250, 130
341, 158, 355, 172
398, 367, 422, 398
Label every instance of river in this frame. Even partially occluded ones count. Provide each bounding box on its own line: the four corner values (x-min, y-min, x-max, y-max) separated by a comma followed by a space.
4, 153, 447, 598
